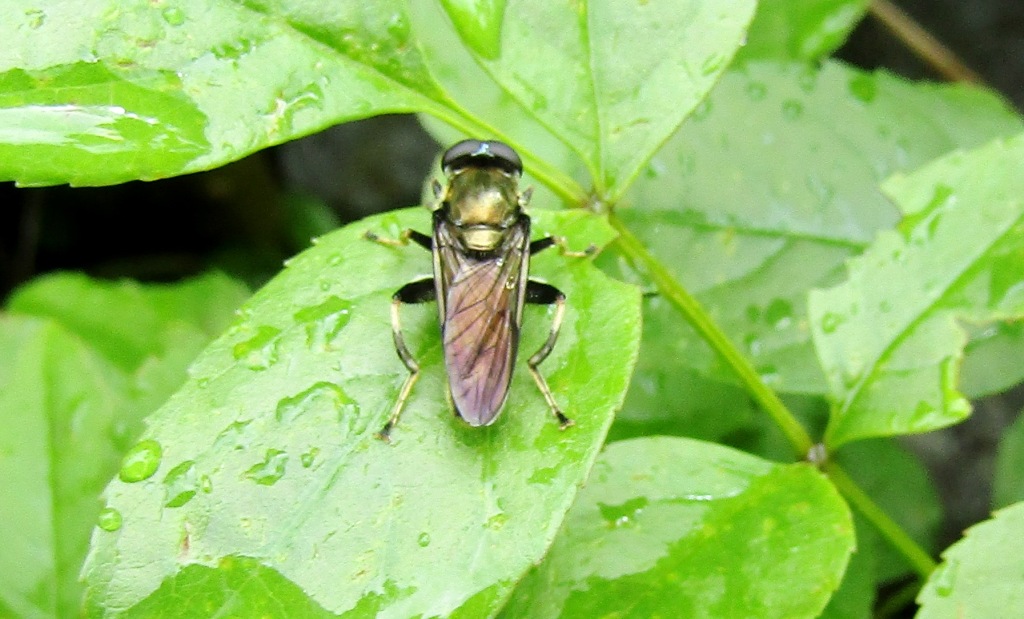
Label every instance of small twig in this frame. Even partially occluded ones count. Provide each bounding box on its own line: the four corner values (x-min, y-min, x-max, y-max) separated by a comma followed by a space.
869, 0, 986, 85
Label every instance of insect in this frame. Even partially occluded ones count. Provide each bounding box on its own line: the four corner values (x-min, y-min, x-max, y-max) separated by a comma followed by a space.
366, 139, 591, 440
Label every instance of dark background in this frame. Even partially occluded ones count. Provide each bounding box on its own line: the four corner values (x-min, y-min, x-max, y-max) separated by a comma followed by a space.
2, 0, 1022, 609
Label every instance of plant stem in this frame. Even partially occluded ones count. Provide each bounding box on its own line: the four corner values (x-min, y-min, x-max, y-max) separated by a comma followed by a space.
608, 212, 937, 580
608, 213, 815, 456
869, 0, 985, 84
826, 462, 937, 578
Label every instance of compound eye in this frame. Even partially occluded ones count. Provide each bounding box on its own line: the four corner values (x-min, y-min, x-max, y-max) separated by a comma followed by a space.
442, 139, 523, 175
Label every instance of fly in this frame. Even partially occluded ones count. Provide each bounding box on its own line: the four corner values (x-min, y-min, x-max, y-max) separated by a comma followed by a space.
365, 139, 592, 441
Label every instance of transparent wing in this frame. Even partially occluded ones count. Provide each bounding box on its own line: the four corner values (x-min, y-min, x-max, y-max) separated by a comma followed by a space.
435, 218, 530, 426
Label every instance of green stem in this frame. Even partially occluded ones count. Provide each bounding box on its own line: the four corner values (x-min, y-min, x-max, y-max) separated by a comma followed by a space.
826, 462, 937, 578
608, 213, 815, 456
608, 212, 937, 580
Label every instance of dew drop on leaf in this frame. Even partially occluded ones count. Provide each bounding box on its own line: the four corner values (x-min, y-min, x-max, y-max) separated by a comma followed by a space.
161, 7, 185, 26
764, 298, 794, 330
781, 99, 804, 121
97, 507, 122, 532
275, 382, 357, 424
163, 460, 198, 508
214, 419, 251, 451
745, 81, 767, 101
244, 449, 288, 486
119, 439, 163, 483
232, 325, 282, 370
417, 532, 431, 547
301, 447, 320, 468
820, 312, 844, 334
25, 9, 45, 29
932, 558, 959, 597
598, 496, 648, 528
294, 296, 353, 350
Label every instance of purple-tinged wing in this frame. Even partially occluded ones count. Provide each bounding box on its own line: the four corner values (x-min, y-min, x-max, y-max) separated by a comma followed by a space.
434, 219, 530, 425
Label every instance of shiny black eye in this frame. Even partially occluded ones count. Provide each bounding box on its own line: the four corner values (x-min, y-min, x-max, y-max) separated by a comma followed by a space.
442, 140, 523, 175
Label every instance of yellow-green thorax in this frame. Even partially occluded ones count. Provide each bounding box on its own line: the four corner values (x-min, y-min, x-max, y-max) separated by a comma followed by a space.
441, 166, 526, 252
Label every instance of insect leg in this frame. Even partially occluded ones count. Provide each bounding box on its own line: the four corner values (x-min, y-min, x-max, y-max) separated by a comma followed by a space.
529, 236, 596, 258
378, 277, 436, 441
365, 229, 433, 251
524, 280, 573, 429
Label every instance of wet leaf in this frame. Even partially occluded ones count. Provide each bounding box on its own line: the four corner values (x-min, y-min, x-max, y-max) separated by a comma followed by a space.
601, 62, 1021, 422
0, 317, 129, 619
81, 209, 642, 617
0, 0, 445, 186
736, 0, 870, 63
0, 274, 247, 618
811, 134, 1024, 447
916, 502, 1024, 618
501, 437, 854, 618
442, 0, 757, 197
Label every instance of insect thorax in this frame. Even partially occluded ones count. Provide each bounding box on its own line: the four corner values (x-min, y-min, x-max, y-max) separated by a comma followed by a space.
443, 167, 524, 252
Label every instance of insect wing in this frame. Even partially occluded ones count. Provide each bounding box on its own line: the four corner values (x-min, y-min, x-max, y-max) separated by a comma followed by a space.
434, 218, 530, 425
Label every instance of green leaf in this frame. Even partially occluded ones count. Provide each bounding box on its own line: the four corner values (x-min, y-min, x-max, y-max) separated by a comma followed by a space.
443, 0, 758, 198
993, 409, 1024, 509
602, 61, 1022, 415
735, 0, 870, 63
811, 133, 1024, 447
0, 0, 447, 186
0, 316, 131, 618
8, 272, 248, 372
122, 556, 336, 619
916, 501, 1024, 618
82, 209, 642, 617
0, 273, 249, 618
500, 437, 854, 618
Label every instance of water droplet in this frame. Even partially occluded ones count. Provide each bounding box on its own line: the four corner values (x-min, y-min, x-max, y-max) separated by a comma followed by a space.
745, 304, 761, 323
119, 439, 162, 482
781, 99, 803, 120
744, 333, 763, 355
797, 68, 817, 93
745, 81, 767, 101
598, 497, 648, 528
417, 532, 431, 547
758, 365, 781, 385
244, 449, 288, 485
275, 382, 357, 423
232, 325, 282, 370
820, 312, 844, 334
293, 296, 352, 350
25, 9, 45, 29
161, 7, 185, 26
485, 513, 508, 530
848, 73, 877, 103
301, 448, 319, 468
690, 99, 712, 121
764, 298, 794, 331
700, 53, 725, 76
932, 559, 959, 596
163, 460, 198, 508
200, 475, 213, 493
98, 507, 122, 531
214, 420, 251, 451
